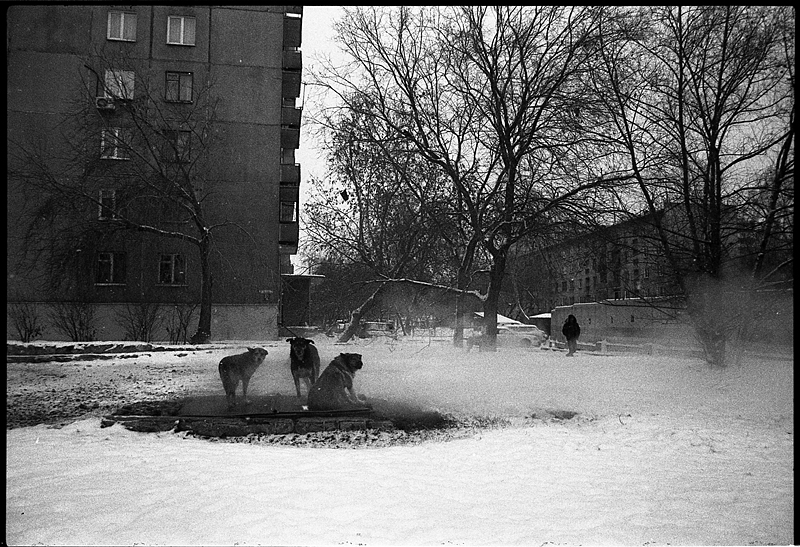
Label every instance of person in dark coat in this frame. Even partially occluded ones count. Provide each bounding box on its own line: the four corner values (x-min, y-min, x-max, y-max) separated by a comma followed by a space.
562, 314, 581, 356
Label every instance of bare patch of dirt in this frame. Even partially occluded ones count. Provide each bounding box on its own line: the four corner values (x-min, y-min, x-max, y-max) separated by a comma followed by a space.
6, 355, 211, 429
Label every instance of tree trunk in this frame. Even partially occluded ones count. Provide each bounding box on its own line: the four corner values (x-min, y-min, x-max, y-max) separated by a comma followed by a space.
338, 283, 386, 343
453, 293, 466, 348
687, 275, 729, 368
451, 237, 479, 347
480, 250, 508, 352
190, 238, 213, 344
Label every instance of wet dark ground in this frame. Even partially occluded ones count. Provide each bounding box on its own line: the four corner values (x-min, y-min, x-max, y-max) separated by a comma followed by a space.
112, 394, 458, 432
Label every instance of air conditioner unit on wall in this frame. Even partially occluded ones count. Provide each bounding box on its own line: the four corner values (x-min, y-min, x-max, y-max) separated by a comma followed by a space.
95, 97, 116, 111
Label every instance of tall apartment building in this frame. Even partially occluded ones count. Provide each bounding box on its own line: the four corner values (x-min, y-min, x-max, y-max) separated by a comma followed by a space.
7, 5, 304, 341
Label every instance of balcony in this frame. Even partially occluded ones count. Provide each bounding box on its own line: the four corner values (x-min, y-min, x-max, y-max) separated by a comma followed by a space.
284, 16, 302, 48
279, 184, 299, 202
281, 126, 300, 149
282, 49, 302, 71
279, 222, 299, 248
281, 106, 301, 128
280, 164, 300, 185
282, 70, 301, 99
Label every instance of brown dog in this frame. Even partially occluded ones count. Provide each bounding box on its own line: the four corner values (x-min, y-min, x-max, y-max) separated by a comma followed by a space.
307, 353, 370, 411
287, 337, 321, 398
218, 347, 268, 409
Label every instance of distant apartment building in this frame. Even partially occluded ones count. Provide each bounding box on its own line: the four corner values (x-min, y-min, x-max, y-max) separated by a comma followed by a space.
522, 205, 792, 344
518, 210, 679, 315
7, 5, 304, 341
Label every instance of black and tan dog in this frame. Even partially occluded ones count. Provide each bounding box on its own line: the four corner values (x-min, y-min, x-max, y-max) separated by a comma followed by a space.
287, 337, 321, 398
307, 353, 370, 411
218, 347, 268, 409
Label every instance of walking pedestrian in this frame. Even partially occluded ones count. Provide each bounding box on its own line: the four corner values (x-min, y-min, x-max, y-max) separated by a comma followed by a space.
562, 314, 581, 356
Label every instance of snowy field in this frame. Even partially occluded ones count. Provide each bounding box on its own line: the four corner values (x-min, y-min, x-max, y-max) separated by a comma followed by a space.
5, 337, 794, 546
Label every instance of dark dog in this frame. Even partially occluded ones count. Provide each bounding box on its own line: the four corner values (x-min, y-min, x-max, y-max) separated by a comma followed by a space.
287, 337, 321, 398
307, 353, 370, 411
218, 347, 268, 409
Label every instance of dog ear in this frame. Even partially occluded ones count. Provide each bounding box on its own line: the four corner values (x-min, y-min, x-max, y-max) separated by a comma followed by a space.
308, 339, 315, 345
286, 338, 293, 343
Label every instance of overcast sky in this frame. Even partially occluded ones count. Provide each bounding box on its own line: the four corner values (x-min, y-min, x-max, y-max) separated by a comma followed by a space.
292, 6, 348, 270
296, 6, 347, 188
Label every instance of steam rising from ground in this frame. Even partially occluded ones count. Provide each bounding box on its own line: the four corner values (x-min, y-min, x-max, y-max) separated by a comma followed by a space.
201, 336, 791, 428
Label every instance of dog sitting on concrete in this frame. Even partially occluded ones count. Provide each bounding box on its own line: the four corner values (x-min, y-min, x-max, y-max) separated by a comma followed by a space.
218, 347, 268, 409
307, 353, 370, 411
287, 337, 321, 398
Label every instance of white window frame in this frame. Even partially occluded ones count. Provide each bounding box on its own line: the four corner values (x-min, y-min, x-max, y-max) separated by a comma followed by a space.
167, 16, 196, 46
102, 69, 135, 100
96, 252, 126, 285
107, 10, 137, 42
98, 189, 117, 220
100, 128, 131, 160
159, 254, 187, 285
165, 71, 193, 103
280, 201, 297, 223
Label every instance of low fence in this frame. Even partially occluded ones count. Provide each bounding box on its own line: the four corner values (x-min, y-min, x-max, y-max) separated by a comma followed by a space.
545, 338, 793, 361
544, 338, 705, 359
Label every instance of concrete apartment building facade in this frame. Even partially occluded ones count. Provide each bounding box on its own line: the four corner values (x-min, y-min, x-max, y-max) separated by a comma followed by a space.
7, 5, 303, 341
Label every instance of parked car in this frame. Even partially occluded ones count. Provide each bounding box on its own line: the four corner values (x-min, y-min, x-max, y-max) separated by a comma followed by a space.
496, 324, 547, 347
465, 323, 547, 350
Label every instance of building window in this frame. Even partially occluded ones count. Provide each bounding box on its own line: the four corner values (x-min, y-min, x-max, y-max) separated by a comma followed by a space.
102, 69, 135, 100
96, 252, 126, 284
159, 254, 186, 285
166, 71, 193, 102
107, 11, 137, 41
100, 128, 131, 160
280, 201, 297, 223
98, 189, 117, 220
164, 130, 191, 162
167, 16, 196, 46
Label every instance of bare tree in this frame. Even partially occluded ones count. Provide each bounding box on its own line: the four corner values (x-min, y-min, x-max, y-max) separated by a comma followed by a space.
115, 302, 164, 343
311, 6, 621, 349
8, 301, 44, 343
49, 301, 98, 342
8, 47, 253, 343
164, 303, 199, 345
304, 96, 456, 342
589, 6, 794, 366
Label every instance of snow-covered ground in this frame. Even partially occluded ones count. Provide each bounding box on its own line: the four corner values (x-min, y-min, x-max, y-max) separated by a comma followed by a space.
6, 338, 794, 546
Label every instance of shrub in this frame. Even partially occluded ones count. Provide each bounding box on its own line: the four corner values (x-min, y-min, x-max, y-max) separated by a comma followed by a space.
8, 301, 44, 343
49, 301, 97, 342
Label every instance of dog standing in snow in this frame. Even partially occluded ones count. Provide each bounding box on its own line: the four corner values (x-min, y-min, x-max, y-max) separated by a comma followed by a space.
218, 347, 268, 409
287, 337, 320, 398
